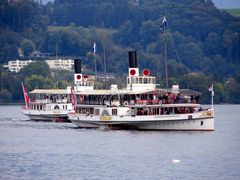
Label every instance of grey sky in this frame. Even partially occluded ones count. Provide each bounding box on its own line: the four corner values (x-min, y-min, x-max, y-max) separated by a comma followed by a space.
212, 0, 240, 8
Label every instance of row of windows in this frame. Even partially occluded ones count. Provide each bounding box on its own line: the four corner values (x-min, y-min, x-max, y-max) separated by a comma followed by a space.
77, 108, 118, 116
30, 104, 68, 110
127, 77, 156, 84
76, 82, 94, 86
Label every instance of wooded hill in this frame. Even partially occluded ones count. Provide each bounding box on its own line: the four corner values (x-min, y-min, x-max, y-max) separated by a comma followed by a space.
0, 0, 240, 103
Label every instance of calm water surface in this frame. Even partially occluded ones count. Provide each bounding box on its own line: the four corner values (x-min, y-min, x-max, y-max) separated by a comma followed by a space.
0, 105, 239, 180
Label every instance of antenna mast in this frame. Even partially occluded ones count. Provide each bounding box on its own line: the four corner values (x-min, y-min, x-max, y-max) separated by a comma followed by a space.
94, 42, 98, 89
161, 16, 169, 88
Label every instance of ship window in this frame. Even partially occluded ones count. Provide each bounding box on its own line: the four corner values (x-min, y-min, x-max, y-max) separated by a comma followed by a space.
132, 77, 135, 84
112, 109, 117, 115
95, 109, 100, 115
139, 77, 143, 84
144, 78, 147, 84
153, 108, 159, 115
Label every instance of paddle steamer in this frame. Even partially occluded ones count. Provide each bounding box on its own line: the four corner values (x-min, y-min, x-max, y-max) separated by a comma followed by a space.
22, 85, 75, 122
68, 51, 214, 130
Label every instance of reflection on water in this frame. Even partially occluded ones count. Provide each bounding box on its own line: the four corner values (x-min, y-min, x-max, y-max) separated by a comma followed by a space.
0, 105, 240, 179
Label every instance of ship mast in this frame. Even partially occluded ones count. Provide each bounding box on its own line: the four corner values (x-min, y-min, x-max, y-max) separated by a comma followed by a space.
164, 25, 168, 88
93, 42, 98, 89
55, 43, 59, 89
100, 29, 107, 89
161, 16, 169, 88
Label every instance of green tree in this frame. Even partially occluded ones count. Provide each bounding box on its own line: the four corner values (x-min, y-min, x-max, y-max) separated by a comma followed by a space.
20, 61, 51, 78
24, 74, 55, 90
21, 39, 35, 56
0, 89, 12, 103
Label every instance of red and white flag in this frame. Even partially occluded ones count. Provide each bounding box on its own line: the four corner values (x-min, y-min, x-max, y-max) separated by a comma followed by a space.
71, 87, 76, 111
21, 82, 29, 109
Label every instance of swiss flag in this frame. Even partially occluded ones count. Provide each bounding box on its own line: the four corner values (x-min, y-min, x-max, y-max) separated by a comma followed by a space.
21, 82, 29, 109
71, 87, 76, 111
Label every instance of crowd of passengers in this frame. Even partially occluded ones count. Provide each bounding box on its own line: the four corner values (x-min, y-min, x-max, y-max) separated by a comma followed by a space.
158, 92, 201, 104
30, 95, 71, 103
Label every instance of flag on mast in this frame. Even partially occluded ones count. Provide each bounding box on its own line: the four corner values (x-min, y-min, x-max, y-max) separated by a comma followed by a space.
209, 84, 214, 96
160, 16, 168, 29
70, 87, 76, 111
208, 84, 213, 92
21, 82, 29, 109
93, 42, 96, 55
209, 84, 214, 108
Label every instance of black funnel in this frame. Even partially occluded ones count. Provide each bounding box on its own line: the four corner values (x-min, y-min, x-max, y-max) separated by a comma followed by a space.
128, 51, 137, 68
74, 59, 82, 73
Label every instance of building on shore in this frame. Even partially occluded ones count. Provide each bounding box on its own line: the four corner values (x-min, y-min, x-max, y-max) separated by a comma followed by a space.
3, 59, 74, 73
45, 59, 74, 71
4, 60, 34, 73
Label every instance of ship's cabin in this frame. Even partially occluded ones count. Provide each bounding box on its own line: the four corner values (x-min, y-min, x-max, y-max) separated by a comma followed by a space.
27, 88, 73, 111
126, 76, 156, 91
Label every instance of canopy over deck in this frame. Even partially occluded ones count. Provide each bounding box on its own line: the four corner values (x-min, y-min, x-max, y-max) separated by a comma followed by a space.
30, 89, 70, 95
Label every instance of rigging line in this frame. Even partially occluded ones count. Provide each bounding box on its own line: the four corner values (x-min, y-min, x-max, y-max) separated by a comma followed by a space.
98, 29, 107, 77
168, 29, 182, 64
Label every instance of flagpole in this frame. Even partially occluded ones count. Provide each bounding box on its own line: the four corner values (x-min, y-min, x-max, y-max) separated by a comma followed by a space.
160, 16, 169, 89
94, 42, 98, 89
211, 90, 214, 109
210, 84, 214, 109
164, 24, 168, 88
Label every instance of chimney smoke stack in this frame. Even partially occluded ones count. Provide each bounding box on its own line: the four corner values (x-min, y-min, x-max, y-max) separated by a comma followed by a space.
74, 59, 82, 73
128, 51, 137, 68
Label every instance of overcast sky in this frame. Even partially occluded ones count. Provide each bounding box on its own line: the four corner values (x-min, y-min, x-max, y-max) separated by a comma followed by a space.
42, 0, 240, 9
212, 0, 240, 8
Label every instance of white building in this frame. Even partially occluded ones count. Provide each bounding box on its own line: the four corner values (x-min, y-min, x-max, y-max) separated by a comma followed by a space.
5, 59, 74, 73
7, 60, 34, 73
45, 59, 74, 71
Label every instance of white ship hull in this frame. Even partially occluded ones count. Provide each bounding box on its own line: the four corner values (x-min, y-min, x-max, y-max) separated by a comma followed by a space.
22, 108, 74, 122
68, 109, 214, 131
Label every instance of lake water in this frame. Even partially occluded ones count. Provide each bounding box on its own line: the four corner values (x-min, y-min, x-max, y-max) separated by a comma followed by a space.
0, 105, 239, 180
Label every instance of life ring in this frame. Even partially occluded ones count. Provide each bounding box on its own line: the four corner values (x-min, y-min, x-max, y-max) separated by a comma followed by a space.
127, 109, 132, 114
123, 101, 129, 106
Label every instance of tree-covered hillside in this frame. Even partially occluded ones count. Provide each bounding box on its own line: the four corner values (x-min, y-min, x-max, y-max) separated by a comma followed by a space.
0, 0, 240, 103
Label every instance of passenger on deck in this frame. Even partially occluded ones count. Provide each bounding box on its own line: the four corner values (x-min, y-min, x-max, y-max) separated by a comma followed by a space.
194, 94, 201, 103
144, 110, 148, 115
183, 107, 189, 113
175, 93, 180, 103
137, 109, 142, 115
